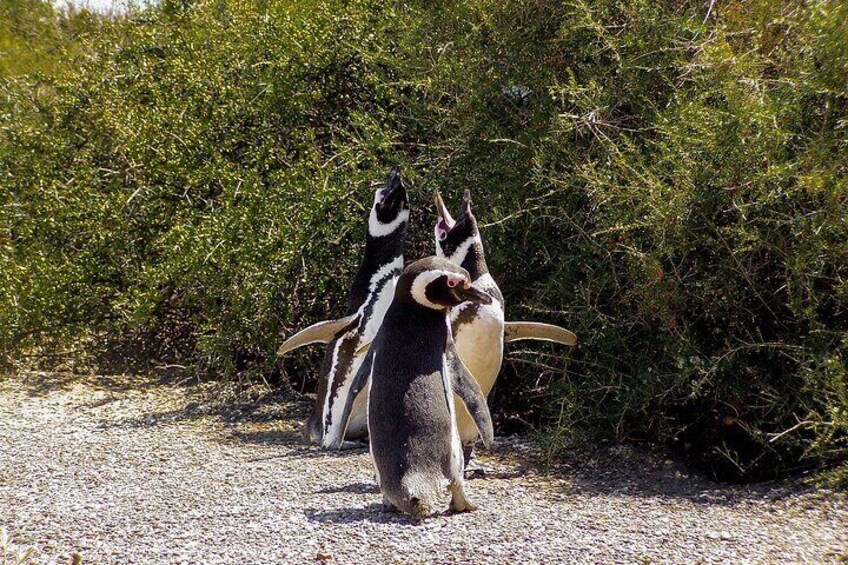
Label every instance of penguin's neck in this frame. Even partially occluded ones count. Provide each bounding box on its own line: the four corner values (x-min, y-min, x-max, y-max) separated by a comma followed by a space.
383, 300, 449, 368
456, 238, 489, 282
347, 225, 406, 313
395, 299, 450, 331
363, 226, 406, 269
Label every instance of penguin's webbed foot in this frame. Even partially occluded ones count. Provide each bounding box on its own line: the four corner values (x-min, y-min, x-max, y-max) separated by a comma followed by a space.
408, 497, 430, 521
450, 499, 478, 513
462, 443, 486, 479
338, 440, 368, 451
448, 481, 477, 513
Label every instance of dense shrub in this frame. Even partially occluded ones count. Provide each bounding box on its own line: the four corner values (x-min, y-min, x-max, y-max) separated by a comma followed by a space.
1, 0, 845, 482
0, 0, 100, 77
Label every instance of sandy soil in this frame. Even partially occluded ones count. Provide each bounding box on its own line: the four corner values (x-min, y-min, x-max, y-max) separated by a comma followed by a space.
0, 373, 846, 564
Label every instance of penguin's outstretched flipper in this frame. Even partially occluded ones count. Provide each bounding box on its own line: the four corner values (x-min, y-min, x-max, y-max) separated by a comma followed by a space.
323, 346, 375, 450
503, 321, 577, 346
446, 340, 494, 448
277, 313, 361, 357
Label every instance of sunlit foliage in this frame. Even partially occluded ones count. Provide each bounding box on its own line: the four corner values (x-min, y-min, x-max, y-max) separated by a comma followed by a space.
1, 0, 845, 482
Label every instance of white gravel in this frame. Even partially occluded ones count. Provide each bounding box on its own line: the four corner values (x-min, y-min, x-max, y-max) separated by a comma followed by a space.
0, 373, 846, 564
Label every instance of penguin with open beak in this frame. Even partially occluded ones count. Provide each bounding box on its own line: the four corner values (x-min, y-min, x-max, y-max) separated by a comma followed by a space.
434, 189, 577, 468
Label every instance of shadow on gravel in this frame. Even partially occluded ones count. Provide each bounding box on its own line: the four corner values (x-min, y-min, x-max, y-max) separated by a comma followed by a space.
228, 429, 302, 446
91, 381, 313, 434
285, 446, 370, 460
316, 482, 380, 495
224, 429, 369, 460
304, 504, 414, 525
523, 445, 817, 507
465, 469, 525, 481
16, 371, 149, 398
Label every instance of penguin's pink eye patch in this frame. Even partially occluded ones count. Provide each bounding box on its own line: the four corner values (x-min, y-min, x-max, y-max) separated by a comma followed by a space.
446, 274, 466, 288
376, 192, 386, 205
436, 219, 452, 241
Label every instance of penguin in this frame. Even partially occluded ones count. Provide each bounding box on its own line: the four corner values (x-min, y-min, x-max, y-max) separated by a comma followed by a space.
434, 189, 577, 464
326, 257, 495, 519
277, 166, 409, 444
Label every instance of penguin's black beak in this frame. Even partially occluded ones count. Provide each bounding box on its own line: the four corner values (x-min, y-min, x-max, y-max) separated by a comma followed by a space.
371, 166, 408, 221
459, 189, 473, 218
381, 166, 407, 208
387, 165, 402, 193
457, 284, 492, 305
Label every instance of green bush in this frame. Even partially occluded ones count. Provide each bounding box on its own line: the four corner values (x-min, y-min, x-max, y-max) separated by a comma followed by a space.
1, 0, 845, 482
0, 0, 100, 78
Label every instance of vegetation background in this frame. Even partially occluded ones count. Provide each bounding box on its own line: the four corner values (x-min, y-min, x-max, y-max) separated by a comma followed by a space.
1, 0, 845, 484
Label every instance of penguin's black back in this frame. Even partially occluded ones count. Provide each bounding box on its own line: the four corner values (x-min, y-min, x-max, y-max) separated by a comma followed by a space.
368, 299, 455, 483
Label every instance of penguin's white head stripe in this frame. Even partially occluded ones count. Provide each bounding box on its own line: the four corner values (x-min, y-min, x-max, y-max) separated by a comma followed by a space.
369, 189, 409, 238
437, 233, 482, 266
410, 269, 468, 309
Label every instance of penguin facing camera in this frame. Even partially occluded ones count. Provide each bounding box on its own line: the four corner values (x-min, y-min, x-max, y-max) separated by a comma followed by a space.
327, 257, 494, 520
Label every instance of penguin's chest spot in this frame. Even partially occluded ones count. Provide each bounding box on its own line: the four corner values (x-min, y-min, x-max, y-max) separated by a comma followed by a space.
453, 304, 504, 395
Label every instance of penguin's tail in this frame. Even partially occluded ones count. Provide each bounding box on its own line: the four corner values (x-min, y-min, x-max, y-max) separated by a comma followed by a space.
400, 473, 436, 520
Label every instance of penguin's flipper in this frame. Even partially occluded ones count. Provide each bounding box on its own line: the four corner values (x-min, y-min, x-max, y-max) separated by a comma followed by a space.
503, 321, 577, 346
446, 341, 494, 448
322, 346, 375, 450
277, 313, 361, 357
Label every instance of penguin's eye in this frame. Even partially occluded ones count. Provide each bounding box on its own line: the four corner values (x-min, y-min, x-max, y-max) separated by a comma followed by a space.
447, 277, 458, 288
438, 229, 448, 241
376, 193, 385, 205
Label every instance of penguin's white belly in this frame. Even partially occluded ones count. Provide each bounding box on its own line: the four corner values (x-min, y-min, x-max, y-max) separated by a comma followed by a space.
345, 385, 370, 438
452, 303, 504, 444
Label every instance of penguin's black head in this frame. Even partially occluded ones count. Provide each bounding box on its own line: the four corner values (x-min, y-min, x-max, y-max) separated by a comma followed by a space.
369, 166, 409, 236
399, 256, 492, 310
434, 189, 479, 260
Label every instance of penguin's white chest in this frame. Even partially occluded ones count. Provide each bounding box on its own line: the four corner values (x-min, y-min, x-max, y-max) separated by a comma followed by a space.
453, 302, 504, 395
451, 300, 504, 445
362, 281, 395, 342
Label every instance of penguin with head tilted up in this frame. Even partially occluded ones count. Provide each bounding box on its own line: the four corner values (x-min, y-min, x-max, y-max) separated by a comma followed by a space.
326, 257, 495, 519
434, 189, 577, 465
277, 166, 409, 444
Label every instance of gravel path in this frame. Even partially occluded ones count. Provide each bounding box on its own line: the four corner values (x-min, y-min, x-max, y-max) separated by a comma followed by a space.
0, 373, 846, 565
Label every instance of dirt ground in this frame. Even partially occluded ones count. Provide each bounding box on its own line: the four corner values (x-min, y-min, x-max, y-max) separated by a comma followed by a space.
0, 373, 846, 564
